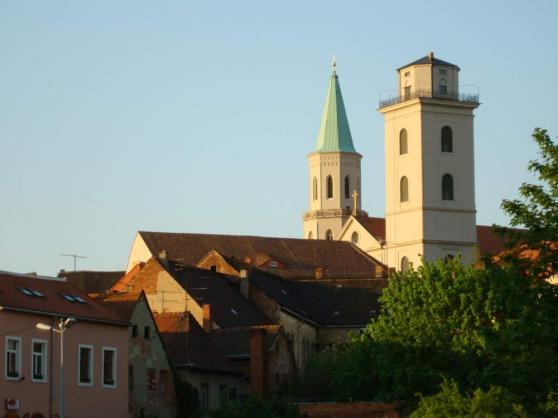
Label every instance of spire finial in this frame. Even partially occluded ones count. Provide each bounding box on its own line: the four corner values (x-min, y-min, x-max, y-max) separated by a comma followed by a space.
331, 54, 336, 73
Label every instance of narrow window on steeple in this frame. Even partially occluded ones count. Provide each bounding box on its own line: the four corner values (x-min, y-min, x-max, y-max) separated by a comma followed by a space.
399, 129, 408, 155
401, 256, 410, 272
344, 176, 350, 199
312, 177, 318, 201
308, 231, 313, 239
441, 126, 453, 152
325, 230, 333, 240
326, 176, 334, 199
442, 174, 454, 201
400, 176, 409, 202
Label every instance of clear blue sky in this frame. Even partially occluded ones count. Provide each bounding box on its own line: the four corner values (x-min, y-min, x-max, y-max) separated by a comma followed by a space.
1, 1, 557, 275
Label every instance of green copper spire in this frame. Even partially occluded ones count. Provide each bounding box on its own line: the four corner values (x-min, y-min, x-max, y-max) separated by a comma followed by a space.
314, 58, 357, 153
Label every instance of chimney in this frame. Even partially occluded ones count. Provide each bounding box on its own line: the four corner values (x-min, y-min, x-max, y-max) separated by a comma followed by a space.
240, 270, 250, 299
158, 250, 169, 269
314, 267, 323, 279
428, 51, 434, 61
250, 327, 268, 396
202, 304, 212, 332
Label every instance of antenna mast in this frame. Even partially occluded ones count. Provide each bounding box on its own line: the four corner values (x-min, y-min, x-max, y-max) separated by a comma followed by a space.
60, 253, 87, 272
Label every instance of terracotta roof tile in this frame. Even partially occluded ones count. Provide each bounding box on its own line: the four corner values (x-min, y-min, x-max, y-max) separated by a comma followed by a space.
139, 231, 383, 279
0, 271, 127, 326
57, 270, 124, 295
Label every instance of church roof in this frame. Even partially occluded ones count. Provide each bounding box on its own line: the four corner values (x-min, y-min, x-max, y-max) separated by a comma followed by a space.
313, 64, 357, 154
397, 53, 460, 71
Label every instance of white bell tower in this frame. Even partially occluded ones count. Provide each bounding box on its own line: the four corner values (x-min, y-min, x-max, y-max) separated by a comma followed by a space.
379, 52, 480, 270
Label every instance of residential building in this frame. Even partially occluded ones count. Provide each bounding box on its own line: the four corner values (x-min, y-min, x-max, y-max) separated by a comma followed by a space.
0, 270, 128, 418
97, 291, 176, 418
58, 270, 124, 297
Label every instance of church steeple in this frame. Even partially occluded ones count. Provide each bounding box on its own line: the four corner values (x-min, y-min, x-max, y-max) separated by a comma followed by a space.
303, 59, 363, 241
314, 60, 357, 154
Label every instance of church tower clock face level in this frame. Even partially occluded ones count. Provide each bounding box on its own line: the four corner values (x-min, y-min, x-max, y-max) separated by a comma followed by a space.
379, 52, 480, 270
303, 60, 363, 241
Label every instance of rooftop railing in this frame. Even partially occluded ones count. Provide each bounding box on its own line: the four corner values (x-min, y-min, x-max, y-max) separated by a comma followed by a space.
379, 89, 480, 108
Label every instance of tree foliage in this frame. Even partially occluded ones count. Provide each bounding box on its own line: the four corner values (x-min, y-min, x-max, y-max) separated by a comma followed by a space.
211, 395, 302, 418
498, 128, 558, 279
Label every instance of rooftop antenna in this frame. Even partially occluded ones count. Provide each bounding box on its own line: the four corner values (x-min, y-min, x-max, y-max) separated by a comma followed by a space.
331, 54, 336, 73
60, 253, 87, 272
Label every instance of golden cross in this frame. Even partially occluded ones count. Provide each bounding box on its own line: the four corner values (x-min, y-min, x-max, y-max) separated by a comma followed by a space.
352, 189, 358, 215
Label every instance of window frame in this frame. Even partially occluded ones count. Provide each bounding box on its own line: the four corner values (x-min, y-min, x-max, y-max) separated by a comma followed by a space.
351, 231, 359, 245
400, 176, 409, 202
442, 173, 454, 201
101, 346, 117, 389
344, 175, 350, 199
78, 344, 94, 387
31, 338, 48, 383
399, 129, 408, 155
325, 229, 333, 240
5, 336, 22, 380
441, 126, 453, 153
326, 175, 334, 199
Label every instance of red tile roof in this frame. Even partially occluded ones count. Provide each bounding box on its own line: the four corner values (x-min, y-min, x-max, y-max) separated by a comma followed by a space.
0, 271, 128, 326
139, 231, 384, 279
57, 270, 124, 295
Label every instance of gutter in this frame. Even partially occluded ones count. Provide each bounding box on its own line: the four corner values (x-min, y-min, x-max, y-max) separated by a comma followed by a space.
0, 305, 130, 327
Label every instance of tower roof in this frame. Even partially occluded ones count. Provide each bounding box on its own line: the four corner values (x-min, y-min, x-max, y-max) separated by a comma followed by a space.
397, 52, 460, 71
314, 62, 357, 154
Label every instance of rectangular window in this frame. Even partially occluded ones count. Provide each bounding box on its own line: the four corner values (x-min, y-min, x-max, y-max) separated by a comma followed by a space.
438, 68, 447, 75
131, 324, 138, 338
159, 369, 168, 395
144, 326, 151, 339
439, 85, 448, 94
129, 365, 134, 391
78, 345, 93, 386
5, 336, 21, 380
200, 383, 209, 408
404, 86, 412, 100
102, 347, 117, 388
147, 368, 156, 392
32, 339, 47, 382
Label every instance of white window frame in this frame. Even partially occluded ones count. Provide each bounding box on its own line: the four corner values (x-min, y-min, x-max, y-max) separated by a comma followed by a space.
31, 338, 48, 383
5, 336, 22, 380
102, 346, 117, 388
77, 344, 94, 387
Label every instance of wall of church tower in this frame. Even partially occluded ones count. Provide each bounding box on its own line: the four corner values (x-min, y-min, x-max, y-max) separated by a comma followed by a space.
381, 56, 479, 270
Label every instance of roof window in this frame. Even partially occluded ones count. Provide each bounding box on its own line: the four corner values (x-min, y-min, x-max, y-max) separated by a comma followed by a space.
16, 287, 44, 297
60, 293, 86, 304
230, 308, 238, 315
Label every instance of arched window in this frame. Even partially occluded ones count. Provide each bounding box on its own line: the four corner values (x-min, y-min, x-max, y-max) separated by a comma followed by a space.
442, 174, 454, 201
312, 177, 318, 201
401, 256, 410, 272
351, 231, 359, 245
344, 176, 350, 199
399, 129, 408, 155
441, 126, 453, 152
325, 230, 333, 240
308, 231, 313, 239
400, 176, 409, 202
326, 176, 333, 199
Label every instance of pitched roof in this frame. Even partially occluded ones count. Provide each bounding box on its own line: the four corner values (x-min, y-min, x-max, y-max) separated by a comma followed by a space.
58, 270, 124, 295
397, 53, 459, 71
352, 216, 520, 257
165, 260, 273, 329
249, 269, 381, 327
154, 312, 241, 374
209, 325, 280, 359
313, 67, 357, 154
0, 271, 128, 326
139, 231, 385, 279
94, 291, 141, 321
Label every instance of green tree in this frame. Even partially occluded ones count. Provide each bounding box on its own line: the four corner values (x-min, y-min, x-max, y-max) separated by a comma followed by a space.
412, 380, 526, 418
498, 128, 558, 279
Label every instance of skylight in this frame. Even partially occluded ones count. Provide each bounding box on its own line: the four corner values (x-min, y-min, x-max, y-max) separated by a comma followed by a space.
16, 287, 44, 297
230, 308, 238, 315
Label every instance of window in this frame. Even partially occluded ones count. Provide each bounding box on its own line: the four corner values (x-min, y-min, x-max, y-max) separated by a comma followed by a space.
308, 231, 313, 239
131, 324, 138, 338
32, 339, 47, 382
438, 68, 447, 75
400, 176, 409, 202
102, 347, 117, 388
399, 129, 408, 155
404, 71, 411, 77
401, 256, 410, 272
351, 231, 359, 245
442, 174, 454, 201
312, 177, 317, 201
326, 176, 333, 199
219, 384, 228, 408
404, 85, 411, 100
78, 345, 93, 386
229, 386, 238, 401
129, 365, 134, 391
144, 326, 151, 339
344, 176, 350, 199
439, 85, 447, 94
5, 336, 21, 380
200, 383, 209, 408
159, 370, 168, 396
325, 229, 333, 240
441, 126, 453, 152
147, 368, 156, 392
